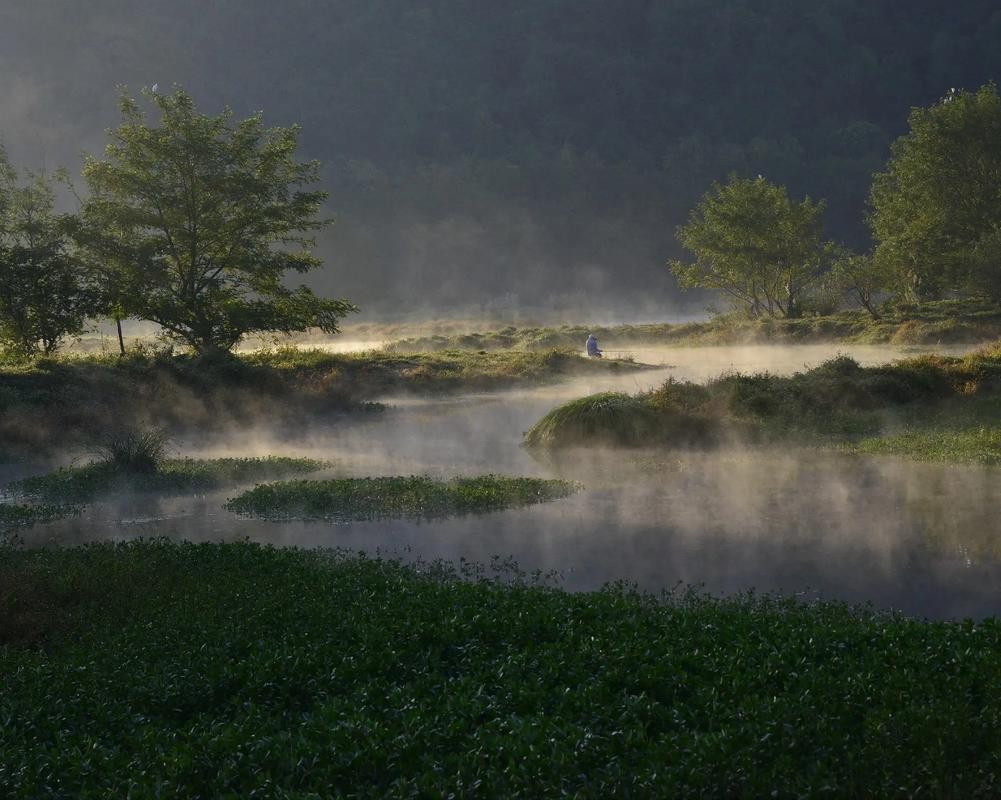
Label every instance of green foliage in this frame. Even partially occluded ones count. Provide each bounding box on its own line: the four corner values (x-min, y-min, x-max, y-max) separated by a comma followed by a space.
78, 87, 357, 353
827, 252, 893, 319
225, 475, 579, 520
669, 176, 837, 318
523, 392, 678, 448
0, 502, 80, 530
0, 158, 95, 357
2, 541, 1001, 796
851, 427, 1001, 464
10, 457, 328, 503
870, 83, 1001, 300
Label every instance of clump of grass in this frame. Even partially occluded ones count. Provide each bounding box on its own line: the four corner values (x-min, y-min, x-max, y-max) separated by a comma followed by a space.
226, 474, 580, 520
93, 428, 171, 473
2, 540, 1001, 796
524, 392, 676, 448
0, 502, 80, 530
10, 456, 329, 503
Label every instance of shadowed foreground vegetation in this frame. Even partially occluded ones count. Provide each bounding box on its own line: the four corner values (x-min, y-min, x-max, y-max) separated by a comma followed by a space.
226, 475, 579, 521
0, 347, 637, 458
1, 541, 1000, 797
386, 301, 1001, 352
525, 343, 1001, 451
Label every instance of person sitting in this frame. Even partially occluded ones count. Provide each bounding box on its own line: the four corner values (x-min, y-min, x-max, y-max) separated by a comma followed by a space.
585, 333, 603, 358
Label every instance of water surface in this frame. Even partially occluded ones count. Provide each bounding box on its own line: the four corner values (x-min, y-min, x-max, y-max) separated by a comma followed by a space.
16, 343, 1001, 619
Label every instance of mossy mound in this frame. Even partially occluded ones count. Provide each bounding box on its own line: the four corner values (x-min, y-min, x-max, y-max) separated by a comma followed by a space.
523, 391, 716, 448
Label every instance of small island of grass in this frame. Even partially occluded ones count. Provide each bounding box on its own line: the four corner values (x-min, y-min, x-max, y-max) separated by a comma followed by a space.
225, 475, 580, 521
524, 343, 1001, 460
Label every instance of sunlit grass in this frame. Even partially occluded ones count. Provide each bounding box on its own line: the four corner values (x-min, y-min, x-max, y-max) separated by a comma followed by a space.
383, 300, 1001, 351
2, 540, 1000, 796
851, 427, 1001, 464
226, 475, 580, 520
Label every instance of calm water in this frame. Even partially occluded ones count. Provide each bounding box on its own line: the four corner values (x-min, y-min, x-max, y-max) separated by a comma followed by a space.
13, 343, 1001, 619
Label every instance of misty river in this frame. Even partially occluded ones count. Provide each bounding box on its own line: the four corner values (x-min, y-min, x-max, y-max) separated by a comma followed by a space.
16, 343, 1001, 620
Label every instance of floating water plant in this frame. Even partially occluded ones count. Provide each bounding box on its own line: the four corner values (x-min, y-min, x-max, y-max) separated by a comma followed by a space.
225, 474, 580, 520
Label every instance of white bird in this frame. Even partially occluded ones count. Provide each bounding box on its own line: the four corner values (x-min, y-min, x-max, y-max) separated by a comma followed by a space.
151, 83, 158, 93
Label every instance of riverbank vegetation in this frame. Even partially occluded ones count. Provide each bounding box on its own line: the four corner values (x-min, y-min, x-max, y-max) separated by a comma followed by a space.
0, 502, 80, 533
10, 456, 328, 504
2, 540, 999, 796
385, 300, 1001, 352
226, 475, 579, 521
0, 347, 635, 459
525, 343, 1001, 454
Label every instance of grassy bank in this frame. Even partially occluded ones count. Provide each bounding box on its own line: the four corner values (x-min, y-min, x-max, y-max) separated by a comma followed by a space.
1, 540, 999, 797
10, 456, 328, 503
226, 475, 580, 520
0, 502, 80, 532
525, 343, 1001, 451
386, 300, 1001, 352
0, 347, 636, 458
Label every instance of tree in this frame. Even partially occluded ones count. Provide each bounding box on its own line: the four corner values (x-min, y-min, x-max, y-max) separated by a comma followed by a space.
827, 252, 891, 320
79, 87, 357, 353
869, 83, 1001, 301
668, 176, 835, 318
0, 155, 94, 357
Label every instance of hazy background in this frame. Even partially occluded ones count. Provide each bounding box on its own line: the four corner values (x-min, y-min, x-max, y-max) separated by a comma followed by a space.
1, 0, 999, 318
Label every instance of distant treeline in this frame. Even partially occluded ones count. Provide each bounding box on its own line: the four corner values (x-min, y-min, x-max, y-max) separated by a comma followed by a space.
1, 0, 999, 306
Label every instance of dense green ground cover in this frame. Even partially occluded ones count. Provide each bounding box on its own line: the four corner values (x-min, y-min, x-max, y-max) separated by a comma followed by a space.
0, 347, 633, 457
10, 457, 328, 503
1, 541, 999, 797
386, 301, 1001, 352
526, 343, 1001, 450
226, 475, 579, 521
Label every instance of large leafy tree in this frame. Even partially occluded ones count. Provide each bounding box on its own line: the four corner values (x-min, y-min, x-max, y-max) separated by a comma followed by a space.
0, 153, 94, 357
669, 176, 835, 318
870, 83, 1001, 301
80, 87, 357, 353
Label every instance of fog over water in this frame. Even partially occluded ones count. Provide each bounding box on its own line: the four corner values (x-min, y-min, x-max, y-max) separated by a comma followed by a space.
18, 343, 1001, 619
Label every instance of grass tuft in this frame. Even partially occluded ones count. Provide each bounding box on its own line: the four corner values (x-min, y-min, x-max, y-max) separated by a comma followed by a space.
93, 428, 171, 474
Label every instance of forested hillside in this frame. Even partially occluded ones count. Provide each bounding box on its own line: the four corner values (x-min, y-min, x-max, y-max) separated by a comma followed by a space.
1, 0, 998, 311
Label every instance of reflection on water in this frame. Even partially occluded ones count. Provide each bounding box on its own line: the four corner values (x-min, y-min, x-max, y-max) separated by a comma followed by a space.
15, 343, 1001, 619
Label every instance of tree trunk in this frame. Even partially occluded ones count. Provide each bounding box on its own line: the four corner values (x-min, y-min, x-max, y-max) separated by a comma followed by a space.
116, 317, 126, 356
